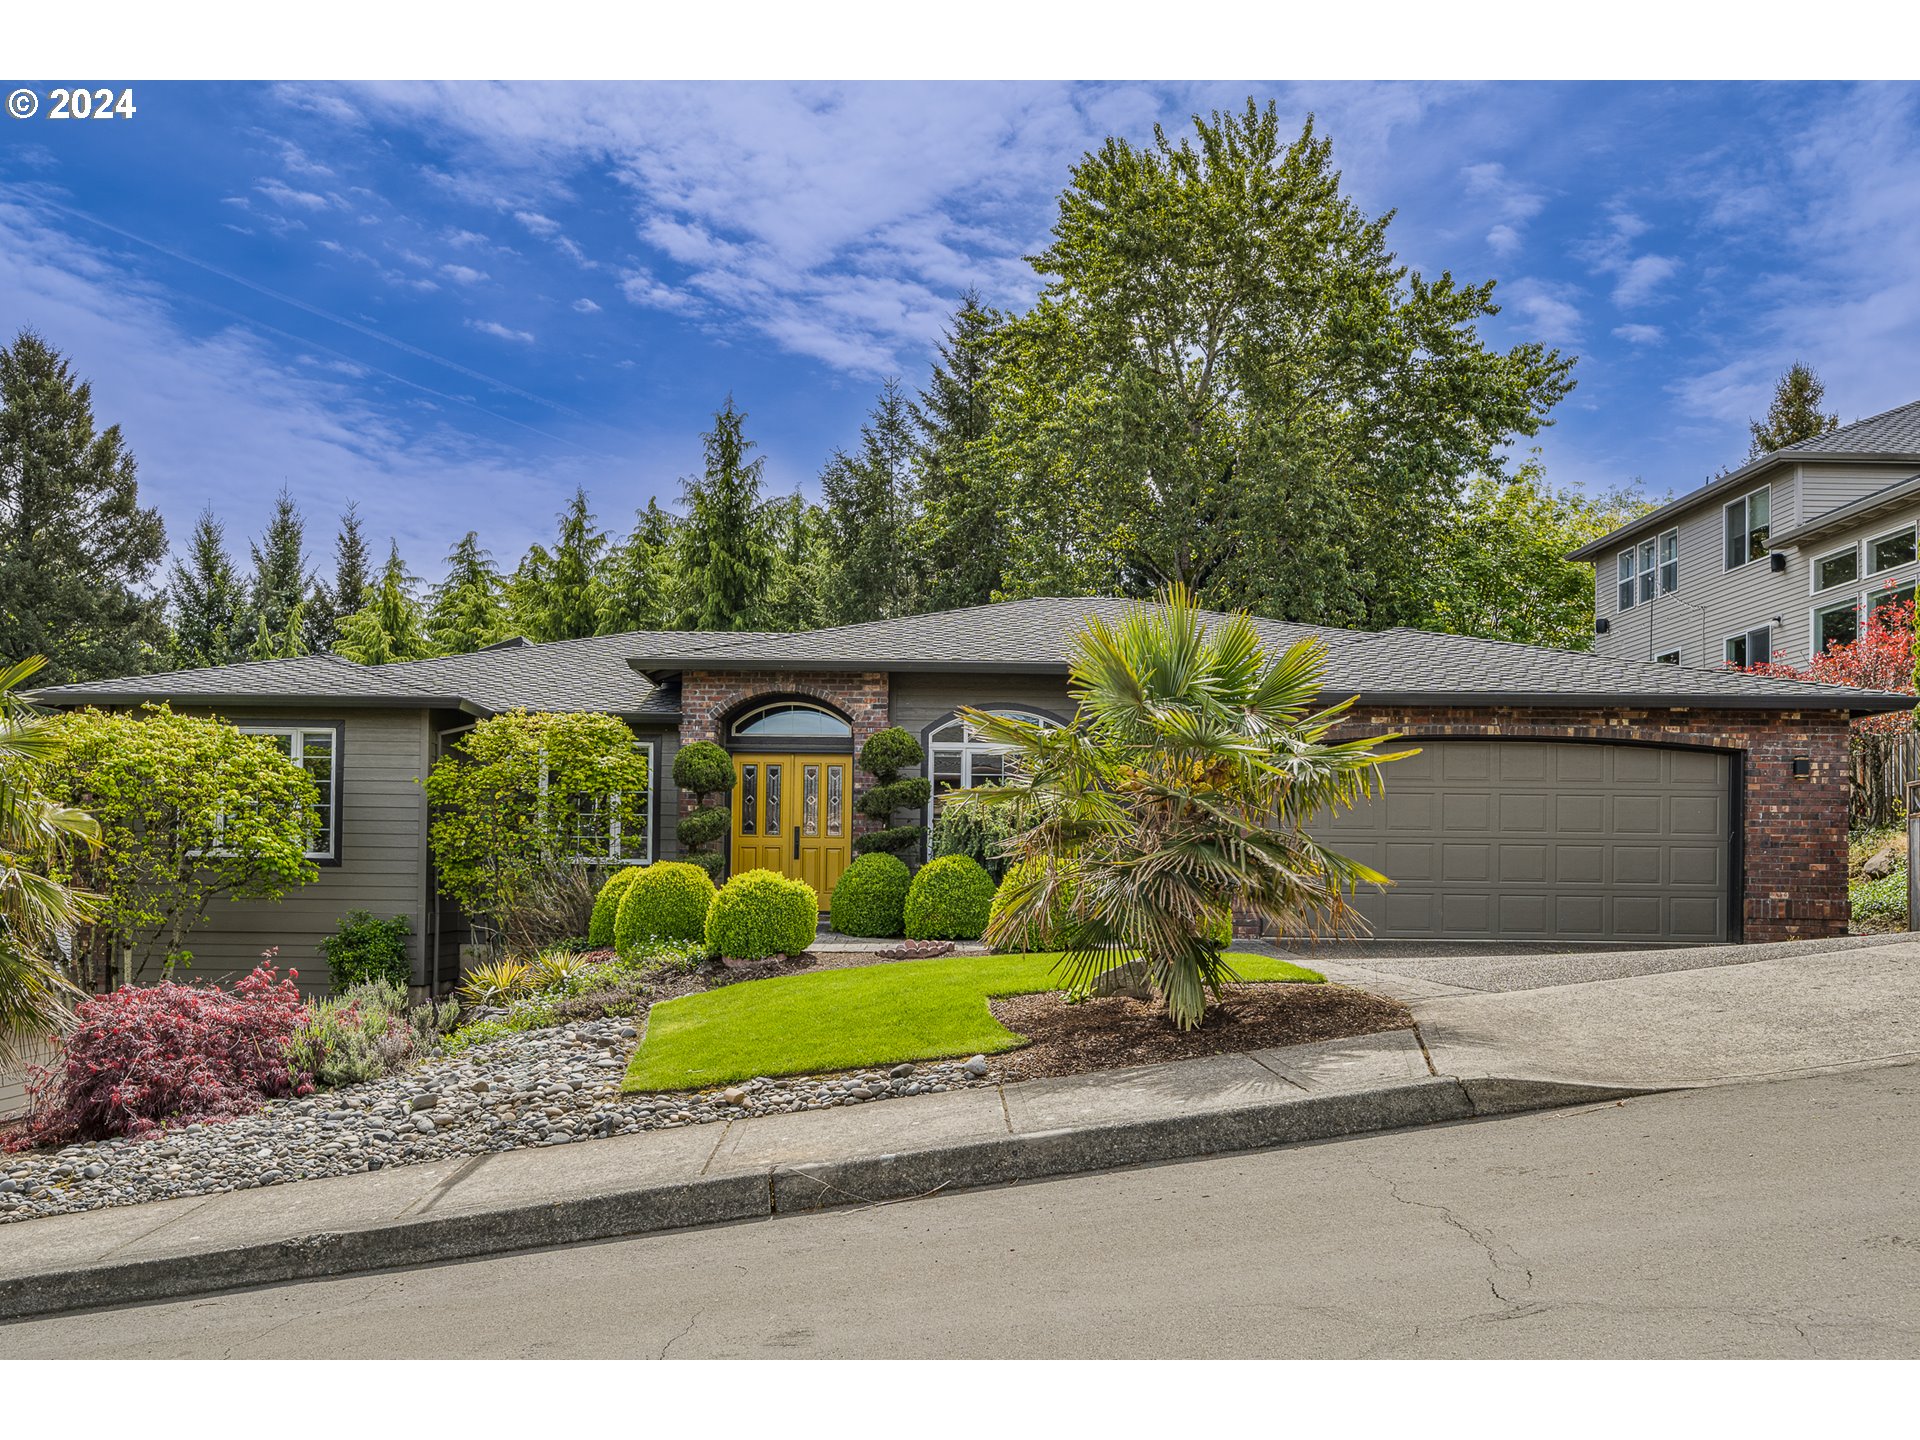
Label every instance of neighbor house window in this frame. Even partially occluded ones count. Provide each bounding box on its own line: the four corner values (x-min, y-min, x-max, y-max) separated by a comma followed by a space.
926, 710, 1058, 813
238, 724, 340, 861
1617, 549, 1636, 611
1869, 525, 1917, 574
1723, 626, 1772, 667
1659, 529, 1679, 593
1815, 544, 1860, 592
1724, 486, 1771, 568
552, 739, 654, 865
1655, 649, 1681, 664
1813, 600, 1860, 654
1870, 582, 1917, 618
1638, 539, 1657, 604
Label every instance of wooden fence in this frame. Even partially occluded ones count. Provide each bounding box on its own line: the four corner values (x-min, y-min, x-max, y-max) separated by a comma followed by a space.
1853, 732, 1918, 830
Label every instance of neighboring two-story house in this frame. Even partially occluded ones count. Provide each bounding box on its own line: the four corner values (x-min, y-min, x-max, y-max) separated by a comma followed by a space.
1571, 398, 1920, 669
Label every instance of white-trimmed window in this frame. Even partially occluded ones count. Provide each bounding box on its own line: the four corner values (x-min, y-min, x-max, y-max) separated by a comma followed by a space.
1616, 549, 1636, 611
1723, 486, 1771, 569
1723, 626, 1772, 667
1812, 599, 1860, 655
1813, 544, 1860, 592
239, 724, 340, 861
1655, 649, 1681, 664
1638, 539, 1657, 604
1658, 529, 1679, 594
926, 710, 1057, 810
1870, 582, 1917, 622
552, 739, 655, 865
1868, 525, 1916, 574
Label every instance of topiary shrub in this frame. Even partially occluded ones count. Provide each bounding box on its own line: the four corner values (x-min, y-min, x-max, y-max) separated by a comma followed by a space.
705, 868, 819, 961
672, 740, 737, 878
853, 725, 930, 858
904, 854, 997, 940
588, 867, 644, 947
614, 861, 718, 954
829, 852, 911, 937
318, 910, 412, 990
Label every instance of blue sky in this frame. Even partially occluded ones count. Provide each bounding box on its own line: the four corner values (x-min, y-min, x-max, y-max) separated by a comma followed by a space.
2, 79, 1917, 579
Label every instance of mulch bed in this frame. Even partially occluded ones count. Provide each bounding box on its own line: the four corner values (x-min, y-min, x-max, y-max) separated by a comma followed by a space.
987, 982, 1414, 1083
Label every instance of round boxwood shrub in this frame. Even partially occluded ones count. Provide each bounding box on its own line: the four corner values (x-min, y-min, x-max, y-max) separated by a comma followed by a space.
588, 866, 644, 948
904, 854, 996, 941
671, 740, 736, 796
829, 852, 911, 937
705, 868, 819, 961
614, 861, 718, 954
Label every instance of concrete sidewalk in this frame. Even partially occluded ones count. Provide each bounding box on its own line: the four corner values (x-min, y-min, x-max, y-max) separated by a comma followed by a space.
4, 932, 1916, 1322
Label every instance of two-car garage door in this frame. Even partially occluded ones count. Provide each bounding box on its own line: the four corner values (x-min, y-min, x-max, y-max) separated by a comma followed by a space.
1317, 740, 1734, 944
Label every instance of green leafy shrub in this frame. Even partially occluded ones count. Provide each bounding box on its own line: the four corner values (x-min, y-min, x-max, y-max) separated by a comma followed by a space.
588, 867, 644, 947
1852, 865, 1908, 927
904, 854, 996, 940
987, 858, 1078, 953
615, 861, 717, 953
853, 725, 929, 858
287, 979, 458, 1088
829, 853, 911, 937
706, 868, 818, 961
318, 910, 412, 990
672, 740, 737, 879
459, 957, 532, 1006
930, 794, 1019, 879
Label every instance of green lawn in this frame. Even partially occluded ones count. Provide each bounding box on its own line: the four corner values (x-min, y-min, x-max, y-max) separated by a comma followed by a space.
623, 950, 1324, 1092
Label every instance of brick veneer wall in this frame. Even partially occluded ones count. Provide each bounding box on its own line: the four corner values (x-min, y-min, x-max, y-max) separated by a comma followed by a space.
1330, 705, 1854, 943
679, 670, 891, 841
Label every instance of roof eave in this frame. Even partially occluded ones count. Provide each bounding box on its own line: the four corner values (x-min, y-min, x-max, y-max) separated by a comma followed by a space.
1338, 688, 1913, 715
29, 690, 492, 716
629, 656, 1075, 678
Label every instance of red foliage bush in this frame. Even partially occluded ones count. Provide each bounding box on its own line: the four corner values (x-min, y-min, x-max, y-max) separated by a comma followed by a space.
2, 963, 313, 1152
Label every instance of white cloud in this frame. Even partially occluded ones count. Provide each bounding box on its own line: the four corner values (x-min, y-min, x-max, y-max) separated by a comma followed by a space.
1611, 253, 1681, 307
1504, 277, 1584, 344
514, 210, 560, 236
1612, 323, 1664, 345
1486, 223, 1522, 256
466, 318, 534, 343
1579, 208, 1680, 308
572, 297, 602, 313
256, 177, 333, 211
439, 263, 488, 284
619, 266, 697, 314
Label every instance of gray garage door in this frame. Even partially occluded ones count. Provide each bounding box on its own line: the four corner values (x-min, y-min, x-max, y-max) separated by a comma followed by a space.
1316, 741, 1733, 943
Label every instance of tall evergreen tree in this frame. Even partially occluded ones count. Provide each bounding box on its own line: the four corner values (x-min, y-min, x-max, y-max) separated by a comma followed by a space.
0, 330, 168, 681
247, 486, 311, 660
821, 378, 920, 624
335, 541, 435, 664
762, 490, 831, 632
596, 499, 680, 634
426, 531, 513, 655
309, 502, 372, 652
914, 293, 1005, 611
509, 488, 606, 643
1748, 361, 1841, 458
676, 398, 773, 631
169, 508, 250, 670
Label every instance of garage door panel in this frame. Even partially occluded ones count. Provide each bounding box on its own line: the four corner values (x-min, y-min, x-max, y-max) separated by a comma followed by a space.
1317, 740, 1732, 943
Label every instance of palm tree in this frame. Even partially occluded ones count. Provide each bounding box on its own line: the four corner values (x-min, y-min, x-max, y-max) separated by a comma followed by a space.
965, 587, 1411, 1030
0, 656, 97, 1065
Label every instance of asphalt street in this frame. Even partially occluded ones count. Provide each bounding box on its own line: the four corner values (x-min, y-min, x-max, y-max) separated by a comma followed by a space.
4, 1064, 1916, 1359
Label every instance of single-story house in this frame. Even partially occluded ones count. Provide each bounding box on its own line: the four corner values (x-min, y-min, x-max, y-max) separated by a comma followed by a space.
33, 596, 1907, 991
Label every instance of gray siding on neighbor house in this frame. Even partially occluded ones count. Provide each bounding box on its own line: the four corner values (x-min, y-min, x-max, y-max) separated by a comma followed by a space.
1591, 461, 1920, 670
131, 706, 435, 996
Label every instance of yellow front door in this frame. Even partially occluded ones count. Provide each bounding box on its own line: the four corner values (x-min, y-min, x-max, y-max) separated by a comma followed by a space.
731, 753, 854, 909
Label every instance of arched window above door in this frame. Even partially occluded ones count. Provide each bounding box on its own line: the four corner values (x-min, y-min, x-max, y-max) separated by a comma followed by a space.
729, 701, 853, 741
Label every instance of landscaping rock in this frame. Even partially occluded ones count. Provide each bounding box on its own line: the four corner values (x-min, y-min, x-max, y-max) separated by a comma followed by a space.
888, 1063, 916, 1079
1862, 844, 1902, 880
963, 1054, 990, 1078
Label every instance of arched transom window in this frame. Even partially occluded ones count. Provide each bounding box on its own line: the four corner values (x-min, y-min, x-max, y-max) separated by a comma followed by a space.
730, 701, 853, 741
927, 710, 1055, 803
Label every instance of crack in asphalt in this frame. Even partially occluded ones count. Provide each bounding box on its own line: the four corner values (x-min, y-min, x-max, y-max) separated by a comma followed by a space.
1364, 1162, 1538, 1312
657, 1307, 703, 1359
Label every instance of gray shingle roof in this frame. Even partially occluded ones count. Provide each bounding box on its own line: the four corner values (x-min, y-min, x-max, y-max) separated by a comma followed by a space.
32, 597, 1909, 717
1568, 396, 1920, 561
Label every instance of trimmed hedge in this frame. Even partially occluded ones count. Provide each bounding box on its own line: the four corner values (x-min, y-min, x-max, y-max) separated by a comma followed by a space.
852, 824, 926, 858
705, 868, 819, 961
675, 805, 730, 850
904, 854, 996, 940
859, 726, 923, 777
614, 862, 718, 954
318, 910, 412, 989
588, 867, 644, 947
829, 852, 911, 937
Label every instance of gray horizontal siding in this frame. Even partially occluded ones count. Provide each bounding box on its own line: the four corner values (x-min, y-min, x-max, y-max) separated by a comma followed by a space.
1593, 460, 1920, 670
123, 707, 433, 996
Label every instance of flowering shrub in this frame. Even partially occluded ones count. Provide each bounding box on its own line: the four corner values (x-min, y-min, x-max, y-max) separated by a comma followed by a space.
5, 963, 311, 1151
1736, 593, 1915, 736
285, 979, 458, 1088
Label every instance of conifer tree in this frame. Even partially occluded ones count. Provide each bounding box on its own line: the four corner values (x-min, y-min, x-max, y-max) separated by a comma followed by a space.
596, 499, 680, 634
0, 329, 168, 681
914, 293, 1005, 611
426, 531, 513, 655
762, 490, 831, 632
310, 502, 372, 652
335, 542, 435, 664
247, 486, 312, 660
1748, 361, 1841, 458
821, 378, 920, 624
509, 488, 606, 642
169, 509, 250, 669
676, 398, 773, 631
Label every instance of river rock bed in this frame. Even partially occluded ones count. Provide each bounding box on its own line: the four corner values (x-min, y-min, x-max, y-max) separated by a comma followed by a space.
0, 1017, 997, 1225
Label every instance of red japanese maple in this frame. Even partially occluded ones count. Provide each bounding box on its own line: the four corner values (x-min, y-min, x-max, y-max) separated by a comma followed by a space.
1737, 593, 1916, 736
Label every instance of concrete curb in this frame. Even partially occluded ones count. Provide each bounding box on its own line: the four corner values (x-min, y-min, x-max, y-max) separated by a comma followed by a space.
0, 1071, 1652, 1324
